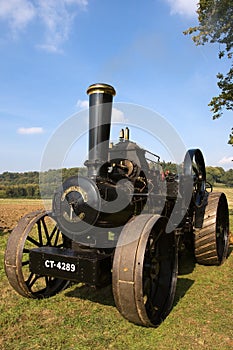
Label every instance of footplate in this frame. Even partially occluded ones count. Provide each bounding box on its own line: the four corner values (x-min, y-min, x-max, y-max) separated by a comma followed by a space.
29, 247, 112, 287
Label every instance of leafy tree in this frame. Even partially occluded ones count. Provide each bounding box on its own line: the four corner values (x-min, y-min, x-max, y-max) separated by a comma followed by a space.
184, 0, 233, 144
221, 168, 233, 186
160, 161, 182, 174
206, 166, 225, 183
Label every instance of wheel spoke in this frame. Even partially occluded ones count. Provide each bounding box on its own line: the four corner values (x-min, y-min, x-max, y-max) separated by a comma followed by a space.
37, 220, 43, 246
27, 235, 41, 247
54, 228, 61, 247
26, 272, 40, 290
50, 225, 59, 241
41, 217, 51, 245
23, 248, 30, 253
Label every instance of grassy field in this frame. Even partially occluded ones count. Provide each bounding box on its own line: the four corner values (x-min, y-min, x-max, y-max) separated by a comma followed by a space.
0, 188, 232, 350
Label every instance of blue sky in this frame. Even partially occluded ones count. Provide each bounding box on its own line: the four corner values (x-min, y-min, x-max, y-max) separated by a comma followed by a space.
0, 0, 232, 173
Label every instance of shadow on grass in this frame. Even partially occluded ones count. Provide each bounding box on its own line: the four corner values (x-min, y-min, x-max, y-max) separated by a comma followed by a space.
65, 250, 197, 309
65, 278, 195, 311
65, 283, 115, 307
173, 249, 195, 307
173, 277, 194, 308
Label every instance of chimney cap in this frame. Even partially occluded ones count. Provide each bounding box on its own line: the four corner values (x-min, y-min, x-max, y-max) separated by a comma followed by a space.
87, 83, 116, 96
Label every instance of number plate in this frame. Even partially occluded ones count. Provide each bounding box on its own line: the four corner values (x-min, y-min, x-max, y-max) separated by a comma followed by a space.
44, 259, 76, 273
29, 247, 80, 281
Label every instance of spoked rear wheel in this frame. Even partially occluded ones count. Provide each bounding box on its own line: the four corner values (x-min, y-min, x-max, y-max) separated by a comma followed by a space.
4, 210, 70, 298
112, 214, 178, 327
195, 192, 229, 265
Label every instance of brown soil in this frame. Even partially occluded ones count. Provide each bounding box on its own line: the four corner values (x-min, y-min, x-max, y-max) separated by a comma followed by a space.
0, 202, 43, 232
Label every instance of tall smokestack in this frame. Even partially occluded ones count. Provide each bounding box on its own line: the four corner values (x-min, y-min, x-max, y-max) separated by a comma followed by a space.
86, 83, 116, 177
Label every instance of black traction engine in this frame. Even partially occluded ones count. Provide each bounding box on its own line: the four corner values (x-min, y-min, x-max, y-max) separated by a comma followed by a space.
4, 83, 230, 327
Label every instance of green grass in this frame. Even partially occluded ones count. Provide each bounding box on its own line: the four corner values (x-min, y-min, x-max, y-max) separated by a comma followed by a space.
0, 191, 233, 350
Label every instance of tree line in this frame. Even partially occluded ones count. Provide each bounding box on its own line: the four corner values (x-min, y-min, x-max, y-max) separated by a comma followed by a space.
161, 162, 233, 187
0, 164, 232, 199
0, 168, 87, 198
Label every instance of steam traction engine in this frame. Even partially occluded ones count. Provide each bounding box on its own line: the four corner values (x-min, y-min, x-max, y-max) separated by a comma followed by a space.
4, 84, 230, 327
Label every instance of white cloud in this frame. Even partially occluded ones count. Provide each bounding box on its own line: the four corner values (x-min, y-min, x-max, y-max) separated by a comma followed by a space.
0, 0, 35, 31
36, 0, 73, 53
164, 0, 198, 17
36, 43, 63, 54
17, 127, 44, 135
76, 99, 89, 109
64, 0, 88, 7
219, 156, 233, 165
112, 108, 127, 123
0, 0, 88, 52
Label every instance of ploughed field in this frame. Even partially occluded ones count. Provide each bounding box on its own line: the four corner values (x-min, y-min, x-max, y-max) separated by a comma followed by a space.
0, 199, 43, 232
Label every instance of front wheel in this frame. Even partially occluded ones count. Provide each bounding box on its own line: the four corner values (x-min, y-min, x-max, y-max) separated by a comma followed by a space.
112, 214, 178, 327
4, 210, 70, 298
